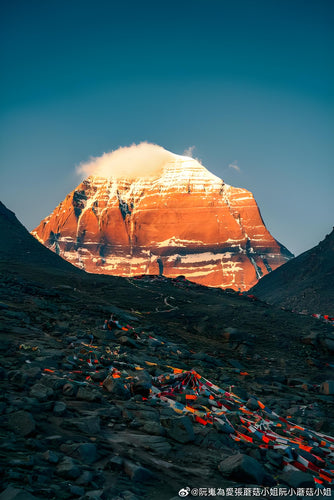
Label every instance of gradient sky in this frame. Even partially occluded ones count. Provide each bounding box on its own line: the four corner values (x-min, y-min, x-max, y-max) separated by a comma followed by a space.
1, 0, 333, 256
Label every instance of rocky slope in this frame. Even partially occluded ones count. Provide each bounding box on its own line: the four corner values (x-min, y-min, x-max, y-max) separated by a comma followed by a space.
32, 151, 292, 291
0, 201, 82, 278
1, 201, 334, 499
251, 229, 334, 316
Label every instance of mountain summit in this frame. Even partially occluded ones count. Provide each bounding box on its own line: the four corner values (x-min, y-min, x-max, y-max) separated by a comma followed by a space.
32, 145, 292, 290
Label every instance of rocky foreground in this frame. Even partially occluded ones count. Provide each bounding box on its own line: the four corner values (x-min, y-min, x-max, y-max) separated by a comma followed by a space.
1, 266, 334, 500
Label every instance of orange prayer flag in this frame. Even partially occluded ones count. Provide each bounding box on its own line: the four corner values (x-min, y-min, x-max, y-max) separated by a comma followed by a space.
195, 415, 208, 425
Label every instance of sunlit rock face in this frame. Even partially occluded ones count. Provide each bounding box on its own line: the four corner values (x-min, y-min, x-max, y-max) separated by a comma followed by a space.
32, 152, 292, 290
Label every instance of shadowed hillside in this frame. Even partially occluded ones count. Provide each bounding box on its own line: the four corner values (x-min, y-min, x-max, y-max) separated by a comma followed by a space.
0, 201, 83, 277
251, 229, 334, 316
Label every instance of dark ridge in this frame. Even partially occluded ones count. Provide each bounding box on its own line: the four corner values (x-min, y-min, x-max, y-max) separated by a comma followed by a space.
251, 228, 334, 316
0, 200, 82, 277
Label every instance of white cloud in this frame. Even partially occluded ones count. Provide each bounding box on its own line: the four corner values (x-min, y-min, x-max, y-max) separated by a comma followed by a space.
183, 145, 196, 158
228, 161, 241, 172
76, 142, 174, 179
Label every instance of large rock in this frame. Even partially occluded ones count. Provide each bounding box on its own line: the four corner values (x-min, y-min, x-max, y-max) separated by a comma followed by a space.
32, 145, 291, 291
125, 433, 171, 455
0, 487, 38, 500
130, 370, 152, 397
77, 443, 98, 464
42, 450, 59, 464
76, 386, 101, 402
222, 327, 250, 343
29, 383, 54, 401
69, 416, 101, 435
320, 380, 334, 395
320, 335, 334, 353
8, 410, 36, 437
56, 456, 81, 479
218, 453, 265, 484
53, 401, 67, 416
123, 460, 155, 482
280, 470, 315, 488
102, 376, 131, 400
160, 415, 195, 443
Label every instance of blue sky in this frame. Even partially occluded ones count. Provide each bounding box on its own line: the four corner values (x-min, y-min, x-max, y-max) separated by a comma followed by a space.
1, 0, 333, 256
